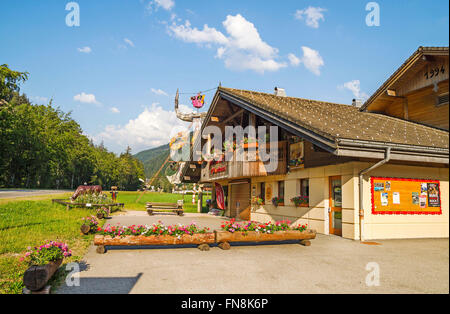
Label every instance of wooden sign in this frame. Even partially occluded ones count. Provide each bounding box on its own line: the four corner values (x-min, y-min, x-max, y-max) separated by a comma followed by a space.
371, 177, 442, 215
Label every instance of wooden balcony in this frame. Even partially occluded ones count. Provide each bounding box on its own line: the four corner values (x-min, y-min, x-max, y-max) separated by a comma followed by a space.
200, 141, 287, 182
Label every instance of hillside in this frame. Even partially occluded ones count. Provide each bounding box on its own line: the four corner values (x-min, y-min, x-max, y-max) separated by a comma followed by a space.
134, 144, 171, 190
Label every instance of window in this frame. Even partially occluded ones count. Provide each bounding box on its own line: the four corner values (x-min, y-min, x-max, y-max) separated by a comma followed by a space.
259, 182, 266, 202
299, 179, 309, 198
278, 181, 285, 199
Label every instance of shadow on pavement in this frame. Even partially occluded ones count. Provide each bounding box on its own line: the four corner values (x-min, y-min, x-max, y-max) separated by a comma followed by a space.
58, 272, 143, 294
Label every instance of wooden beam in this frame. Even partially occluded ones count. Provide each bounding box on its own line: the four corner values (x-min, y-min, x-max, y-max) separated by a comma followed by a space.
222, 109, 244, 125
403, 98, 409, 120
386, 89, 397, 97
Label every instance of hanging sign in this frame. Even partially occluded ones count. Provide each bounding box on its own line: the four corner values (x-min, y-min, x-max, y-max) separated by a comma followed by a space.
371, 177, 442, 215
215, 183, 225, 210
191, 94, 205, 109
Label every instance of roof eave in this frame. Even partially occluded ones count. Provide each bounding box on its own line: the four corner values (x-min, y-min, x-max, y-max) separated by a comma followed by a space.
360, 46, 449, 111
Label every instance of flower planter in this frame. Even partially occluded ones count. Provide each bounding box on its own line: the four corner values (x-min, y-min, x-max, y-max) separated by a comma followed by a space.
23, 259, 62, 292
94, 233, 215, 248
80, 224, 91, 235
215, 230, 316, 243
243, 142, 258, 149
96, 213, 105, 220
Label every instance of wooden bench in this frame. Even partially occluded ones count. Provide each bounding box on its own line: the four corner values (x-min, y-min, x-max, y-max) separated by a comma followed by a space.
146, 202, 184, 216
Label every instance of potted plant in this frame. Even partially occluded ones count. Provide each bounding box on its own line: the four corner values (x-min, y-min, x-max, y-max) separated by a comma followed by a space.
21, 241, 72, 292
242, 137, 259, 149
252, 197, 264, 205
272, 197, 284, 207
96, 207, 110, 219
289, 157, 304, 168
81, 215, 99, 234
291, 196, 309, 207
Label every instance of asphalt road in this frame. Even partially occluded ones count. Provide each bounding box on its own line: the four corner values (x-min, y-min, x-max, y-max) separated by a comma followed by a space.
57, 212, 449, 294
0, 189, 71, 199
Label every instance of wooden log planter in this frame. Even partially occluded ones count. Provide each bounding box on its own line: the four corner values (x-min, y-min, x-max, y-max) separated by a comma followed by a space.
93, 230, 316, 253
94, 233, 215, 253
215, 230, 316, 249
23, 259, 62, 292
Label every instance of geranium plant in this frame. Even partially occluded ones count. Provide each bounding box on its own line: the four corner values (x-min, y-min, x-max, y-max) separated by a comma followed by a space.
252, 197, 264, 205
291, 196, 309, 207
96, 207, 110, 219
81, 215, 98, 229
221, 219, 308, 234
272, 197, 284, 207
96, 221, 210, 239
22, 241, 72, 266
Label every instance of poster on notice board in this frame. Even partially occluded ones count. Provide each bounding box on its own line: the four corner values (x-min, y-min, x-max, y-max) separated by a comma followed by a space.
427, 183, 441, 207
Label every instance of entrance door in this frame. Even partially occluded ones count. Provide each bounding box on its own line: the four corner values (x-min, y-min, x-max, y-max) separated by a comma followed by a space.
230, 183, 250, 219
329, 176, 342, 236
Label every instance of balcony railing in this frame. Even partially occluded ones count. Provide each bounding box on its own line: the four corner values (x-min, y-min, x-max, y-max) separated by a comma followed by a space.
200, 141, 287, 182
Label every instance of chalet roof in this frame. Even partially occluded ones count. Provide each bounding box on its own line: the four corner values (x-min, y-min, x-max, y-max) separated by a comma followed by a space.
361, 46, 449, 111
217, 86, 449, 150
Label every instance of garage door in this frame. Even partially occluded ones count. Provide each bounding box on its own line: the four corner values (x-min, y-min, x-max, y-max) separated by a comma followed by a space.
230, 183, 250, 219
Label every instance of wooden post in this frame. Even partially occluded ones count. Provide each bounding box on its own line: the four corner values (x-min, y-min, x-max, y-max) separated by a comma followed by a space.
197, 185, 203, 213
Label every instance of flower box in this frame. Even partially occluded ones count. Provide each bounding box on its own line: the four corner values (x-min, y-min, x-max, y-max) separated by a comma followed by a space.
243, 142, 258, 149
23, 259, 62, 292
215, 230, 316, 243
94, 233, 215, 247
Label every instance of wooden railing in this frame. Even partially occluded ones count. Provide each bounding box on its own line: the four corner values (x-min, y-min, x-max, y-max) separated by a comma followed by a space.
201, 141, 287, 182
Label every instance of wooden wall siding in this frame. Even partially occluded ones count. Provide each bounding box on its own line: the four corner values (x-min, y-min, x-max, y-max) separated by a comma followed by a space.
201, 142, 287, 182
395, 57, 449, 97
384, 81, 449, 130
303, 141, 353, 168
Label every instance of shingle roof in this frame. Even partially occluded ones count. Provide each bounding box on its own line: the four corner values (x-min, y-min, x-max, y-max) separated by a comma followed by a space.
219, 87, 449, 150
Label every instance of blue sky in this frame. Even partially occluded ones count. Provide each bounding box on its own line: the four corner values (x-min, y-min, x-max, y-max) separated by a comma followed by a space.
1, 0, 448, 154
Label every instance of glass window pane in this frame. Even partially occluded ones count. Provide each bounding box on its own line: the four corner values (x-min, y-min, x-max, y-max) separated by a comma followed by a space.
332, 179, 342, 207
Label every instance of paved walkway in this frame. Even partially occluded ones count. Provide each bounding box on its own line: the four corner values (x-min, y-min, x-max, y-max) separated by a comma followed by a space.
57, 211, 449, 294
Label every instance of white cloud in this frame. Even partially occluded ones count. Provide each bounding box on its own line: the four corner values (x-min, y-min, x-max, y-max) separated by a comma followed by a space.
339, 80, 369, 100
77, 46, 92, 54
151, 88, 169, 96
124, 38, 135, 47
110, 107, 120, 114
295, 7, 326, 29
148, 0, 175, 12
74, 92, 100, 104
168, 14, 286, 73
288, 53, 301, 66
93, 103, 191, 154
169, 20, 228, 45
300, 46, 324, 76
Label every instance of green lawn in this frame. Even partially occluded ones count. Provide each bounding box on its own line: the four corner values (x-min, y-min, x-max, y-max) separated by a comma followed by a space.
0, 191, 211, 294
116, 191, 211, 213
0, 196, 102, 294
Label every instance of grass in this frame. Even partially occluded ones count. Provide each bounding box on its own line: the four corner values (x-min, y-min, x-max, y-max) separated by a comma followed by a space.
116, 191, 211, 213
0, 191, 211, 294
0, 196, 102, 294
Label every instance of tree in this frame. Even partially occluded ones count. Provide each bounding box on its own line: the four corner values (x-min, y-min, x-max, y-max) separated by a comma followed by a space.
0, 64, 28, 102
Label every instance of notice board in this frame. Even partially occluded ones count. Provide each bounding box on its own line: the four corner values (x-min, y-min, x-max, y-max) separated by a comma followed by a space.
371, 177, 442, 215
